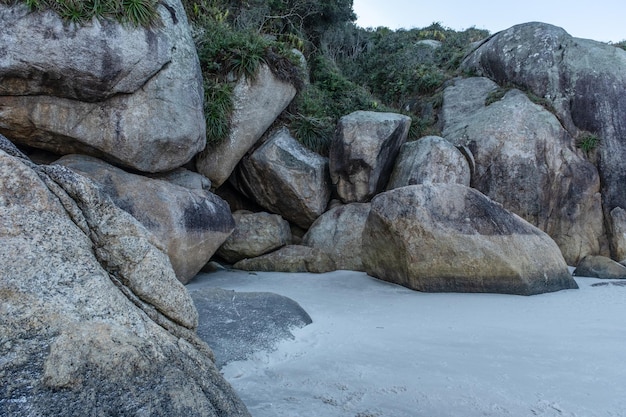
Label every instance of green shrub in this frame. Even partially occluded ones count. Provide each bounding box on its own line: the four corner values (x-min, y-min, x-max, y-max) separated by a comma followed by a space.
1, 0, 161, 26
577, 132, 601, 153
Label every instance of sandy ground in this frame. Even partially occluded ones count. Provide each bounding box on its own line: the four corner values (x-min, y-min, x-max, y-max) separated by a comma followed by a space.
187, 269, 626, 417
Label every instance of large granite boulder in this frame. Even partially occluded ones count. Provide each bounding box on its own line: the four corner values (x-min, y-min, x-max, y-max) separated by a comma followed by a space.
362, 184, 578, 295
233, 127, 331, 229
573, 255, 626, 279
55, 154, 235, 284
0, 0, 205, 173
387, 135, 471, 189
190, 287, 312, 368
0, 136, 249, 416
461, 22, 626, 230
330, 111, 411, 203
196, 64, 297, 187
217, 210, 292, 264
608, 207, 626, 261
233, 245, 336, 273
442, 77, 605, 264
302, 203, 371, 271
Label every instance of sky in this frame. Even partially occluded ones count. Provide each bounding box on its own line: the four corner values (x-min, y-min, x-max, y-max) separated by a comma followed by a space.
352, 0, 626, 43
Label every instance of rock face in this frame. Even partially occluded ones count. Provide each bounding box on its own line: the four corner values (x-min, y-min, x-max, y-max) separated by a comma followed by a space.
362, 184, 578, 295
234, 127, 331, 229
56, 154, 235, 284
0, 136, 250, 417
330, 111, 411, 203
462, 22, 626, 232
387, 135, 471, 189
191, 287, 312, 368
302, 203, 371, 271
442, 77, 605, 264
573, 256, 626, 279
196, 64, 297, 187
217, 210, 292, 264
233, 245, 336, 273
0, 0, 205, 173
608, 207, 626, 261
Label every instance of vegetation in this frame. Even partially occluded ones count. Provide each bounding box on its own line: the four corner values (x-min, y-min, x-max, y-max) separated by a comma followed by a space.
0, 0, 161, 26
577, 131, 601, 153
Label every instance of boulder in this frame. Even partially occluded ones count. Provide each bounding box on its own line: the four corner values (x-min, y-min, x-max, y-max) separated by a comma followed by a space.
150, 167, 212, 190
0, 136, 249, 416
233, 245, 336, 273
330, 111, 411, 203
302, 203, 371, 271
217, 210, 292, 264
573, 255, 626, 279
196, 64, 297, 187
55, 154, 234, 284
442, 77, 605, 265
0, 0, 205, 173
361, 184, 578, 295
387, 135, 471, 189
608, 207, 626, 261
233, 127, 331, 229
461, 22, 626, 223
190, 287, 312, 368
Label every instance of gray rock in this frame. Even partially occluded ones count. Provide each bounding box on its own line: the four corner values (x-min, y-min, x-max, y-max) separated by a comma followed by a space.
608, 207, 626, 261
330, 111, 411, 203
362, 184, 578, 295
573, 255, 626, 279
234, 127, 331, 229
196, 64, 297, 187
442, 77, 605, 265
190, 287, 312, 368
0, 0, 205, 173
302, 203, 371, 271
217, 210, 292, 264
387, 135, 471, 189
150, 167, 212, 190
0, 135, 250, 417
233, 245, 336, 273
55, 154, 234, 284
462, 22, 626, 230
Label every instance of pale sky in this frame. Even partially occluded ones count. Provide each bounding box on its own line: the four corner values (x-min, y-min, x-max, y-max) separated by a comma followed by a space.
353, 0, 626, 43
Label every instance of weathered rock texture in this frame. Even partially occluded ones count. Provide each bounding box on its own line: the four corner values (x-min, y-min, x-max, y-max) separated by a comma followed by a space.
387, 135, 471, 189
442, 77, 605, 264
573, 255, 626, 279
330, 111, 411, 203
462, 22, 626, 236
0, 0, 205, 173
362, 184, 578, 295
608, 207, 626, 261
302, 203, 371, 271
191, 287, 312, 368
233, 245, 336, 273
0, 136, 249, 417
196, 64, 297, 187
56, 154, 235, 284
234, 127, 331, 229
217, 210, 292, 264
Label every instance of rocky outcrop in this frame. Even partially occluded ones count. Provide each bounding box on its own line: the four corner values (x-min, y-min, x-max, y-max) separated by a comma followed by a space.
0, 0, 205, 173
233, 245, 336, 273
302, 203, 371, 271
442, 77, 605, 264
56, 154, 235, 284
217, 210, 292, 264
462, 22, 626, 234
0, 136, 249, 417
233, 127, 331, 229
196, 64, 297, 187
191, 287, 312, 368
330, 111, 411, 203
573, 255, 626, 279
362, 184, 578, 295
387, 135, 471, 189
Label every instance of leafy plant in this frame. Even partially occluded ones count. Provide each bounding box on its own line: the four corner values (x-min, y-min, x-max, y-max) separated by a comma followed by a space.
204, 80, 234, 146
